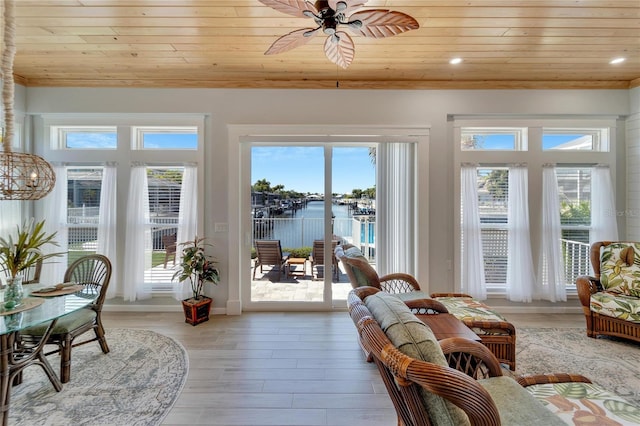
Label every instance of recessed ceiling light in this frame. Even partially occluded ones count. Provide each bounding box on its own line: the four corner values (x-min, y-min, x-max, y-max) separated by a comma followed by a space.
450, 57, 463, 65
610, 57, 626, 64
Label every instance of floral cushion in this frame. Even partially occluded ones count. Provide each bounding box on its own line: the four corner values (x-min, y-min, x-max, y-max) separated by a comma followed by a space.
600, 243, 640, 297
433, 296, 509, 334
590, 292, 640, 323
526, 382, 640, 425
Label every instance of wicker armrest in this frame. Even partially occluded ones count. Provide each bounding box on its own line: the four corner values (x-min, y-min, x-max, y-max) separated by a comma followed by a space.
430, 292, 473, 298
439, 337, 503, 379
350, 286, 381, 301
462, 319, 516, 335
379, 272, 421, 292
517, 373, 592, 387
576, 275, 600, 308
404, 298, 449, 314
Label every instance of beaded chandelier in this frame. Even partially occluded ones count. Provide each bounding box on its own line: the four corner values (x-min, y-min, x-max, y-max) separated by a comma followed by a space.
1, 0, 55, 200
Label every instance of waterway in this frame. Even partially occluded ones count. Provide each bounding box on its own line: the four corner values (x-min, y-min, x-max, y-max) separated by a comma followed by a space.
253, 201, 374, 249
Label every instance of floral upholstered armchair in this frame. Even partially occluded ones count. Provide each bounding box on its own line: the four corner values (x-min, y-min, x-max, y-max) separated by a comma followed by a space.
576, 241, 640, 343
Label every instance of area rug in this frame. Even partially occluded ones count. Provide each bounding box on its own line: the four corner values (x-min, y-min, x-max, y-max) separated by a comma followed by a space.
515, 327, 640, 405
9, 328, 188, 426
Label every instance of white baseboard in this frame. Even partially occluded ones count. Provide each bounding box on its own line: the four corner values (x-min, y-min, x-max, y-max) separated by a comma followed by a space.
103, 304, 227, 315
488, 306, 583, 315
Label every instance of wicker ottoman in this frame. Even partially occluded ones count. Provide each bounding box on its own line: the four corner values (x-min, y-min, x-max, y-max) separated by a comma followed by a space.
431, 293, 517, 371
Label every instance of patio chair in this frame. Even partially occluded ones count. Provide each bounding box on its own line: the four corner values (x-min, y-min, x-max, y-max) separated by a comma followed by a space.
18, 254, 112, 383
310, 239, 339, 281
253, 240, 288, 279
162, 233, 177, 268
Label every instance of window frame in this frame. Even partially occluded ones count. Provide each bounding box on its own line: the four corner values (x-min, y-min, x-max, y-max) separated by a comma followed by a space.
37, 114, 206, 298
454, 118, 617, 296
132, 126, 199, 150
542, 128, 609, 152
51, 126, 118, 150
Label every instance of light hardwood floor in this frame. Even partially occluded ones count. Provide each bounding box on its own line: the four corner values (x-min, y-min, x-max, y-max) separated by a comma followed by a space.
101, 311, 585, 426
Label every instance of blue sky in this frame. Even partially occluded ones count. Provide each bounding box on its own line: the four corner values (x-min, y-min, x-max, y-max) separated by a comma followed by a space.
252, 146, 375, 195
66, 132, 196, 149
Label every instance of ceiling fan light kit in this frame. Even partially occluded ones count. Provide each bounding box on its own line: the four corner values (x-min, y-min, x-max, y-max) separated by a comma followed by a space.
259, 0, 419, 69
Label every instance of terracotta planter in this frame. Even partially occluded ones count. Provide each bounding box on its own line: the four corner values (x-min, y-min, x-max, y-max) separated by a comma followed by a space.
182, 296, 212, 326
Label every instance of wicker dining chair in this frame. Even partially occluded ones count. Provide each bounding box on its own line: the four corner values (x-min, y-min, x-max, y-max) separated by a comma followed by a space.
19, 254, 112, 383
21, 258, 43, 284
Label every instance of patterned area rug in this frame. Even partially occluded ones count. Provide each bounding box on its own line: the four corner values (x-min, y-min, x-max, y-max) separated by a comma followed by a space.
515, 327, 640, 405
9, 328, 188, 426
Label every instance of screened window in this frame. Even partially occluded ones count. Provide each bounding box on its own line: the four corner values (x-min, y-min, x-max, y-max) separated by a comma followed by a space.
54, 127, 118, 149
461, 128, 527, 151
556, 167, 592, 285
477, 167, 509, 286
543, 128, 609, 151
134, 127, 198, 150
67, 167, 103, 264
146, 166, 184, 291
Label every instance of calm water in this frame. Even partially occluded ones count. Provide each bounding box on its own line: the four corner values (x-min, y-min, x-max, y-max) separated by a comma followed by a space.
253, 201, 374, 249
255, 201, 353, 248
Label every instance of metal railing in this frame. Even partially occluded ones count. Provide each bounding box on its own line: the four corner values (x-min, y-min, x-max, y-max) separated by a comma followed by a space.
561, 238, 590, 285
477, 227, 590, 287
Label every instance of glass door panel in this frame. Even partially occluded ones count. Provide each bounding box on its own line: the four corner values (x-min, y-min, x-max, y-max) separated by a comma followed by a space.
250, 146, 325, 303
248, 145, 376, 307
331, 147, 376, 305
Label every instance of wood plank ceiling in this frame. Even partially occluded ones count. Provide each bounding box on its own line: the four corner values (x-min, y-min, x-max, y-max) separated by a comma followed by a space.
10, 0, 640, 89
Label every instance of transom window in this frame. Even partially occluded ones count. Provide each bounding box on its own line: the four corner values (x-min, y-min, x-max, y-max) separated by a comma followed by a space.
461, 128, 527, 151
543, 128, 609, 151
133, 127, 198, 150
53, 126, 118, 149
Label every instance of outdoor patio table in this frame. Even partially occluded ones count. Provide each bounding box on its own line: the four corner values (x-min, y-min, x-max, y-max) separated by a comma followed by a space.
286, 258, 308, 278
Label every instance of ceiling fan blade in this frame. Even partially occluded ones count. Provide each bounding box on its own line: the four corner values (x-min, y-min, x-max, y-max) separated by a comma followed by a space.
323, 31, 355, 69
265, 28, 318, 55
258, 0, 318, 18
348, 10, 419, 38
328, 0, 367, 15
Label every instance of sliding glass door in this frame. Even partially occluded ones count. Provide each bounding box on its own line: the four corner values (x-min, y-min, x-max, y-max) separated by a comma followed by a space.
248, 145, 376, 307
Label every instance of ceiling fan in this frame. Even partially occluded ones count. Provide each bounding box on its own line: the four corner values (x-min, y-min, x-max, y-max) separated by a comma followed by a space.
258, 0, 419, 69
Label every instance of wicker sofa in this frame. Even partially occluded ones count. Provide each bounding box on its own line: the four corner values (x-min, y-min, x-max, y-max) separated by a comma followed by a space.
576, 241, 640, 342
348, 286, 640, 426
338, 244, 517, 370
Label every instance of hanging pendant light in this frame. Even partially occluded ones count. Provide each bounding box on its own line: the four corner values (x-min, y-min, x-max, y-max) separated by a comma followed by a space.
1, 0, 55, 200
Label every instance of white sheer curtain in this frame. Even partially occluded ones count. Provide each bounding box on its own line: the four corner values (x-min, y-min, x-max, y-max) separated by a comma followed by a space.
0, 201, 21, 236
0, 201, 21, 285
174, 164, 198, 301
376, 142, 416, 277
460, 164, 486, 299
506, 165, 535, 302
97, 163, 118, 298
41, 163, 68, 282
538, 165, 566, 302
123, 164, 151, 301
590, 165, 618, 245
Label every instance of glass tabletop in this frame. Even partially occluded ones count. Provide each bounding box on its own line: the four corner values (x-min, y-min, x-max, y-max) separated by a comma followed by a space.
0, 285, 96, 335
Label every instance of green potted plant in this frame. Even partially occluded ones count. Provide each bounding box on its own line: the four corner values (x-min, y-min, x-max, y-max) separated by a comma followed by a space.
0, 218, 61, 309
172, 236, 219, 325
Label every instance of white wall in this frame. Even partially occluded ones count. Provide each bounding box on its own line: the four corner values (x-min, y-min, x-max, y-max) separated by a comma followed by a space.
23, 87, 632, 311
